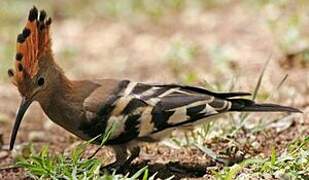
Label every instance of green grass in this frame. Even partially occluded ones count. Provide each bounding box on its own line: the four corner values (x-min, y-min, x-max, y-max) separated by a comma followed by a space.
15, 123, 154, 179
213, 136, 309, 180
16, 144, 151, 179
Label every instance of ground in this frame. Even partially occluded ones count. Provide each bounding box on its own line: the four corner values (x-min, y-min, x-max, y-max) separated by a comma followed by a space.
0, 1, 308, 179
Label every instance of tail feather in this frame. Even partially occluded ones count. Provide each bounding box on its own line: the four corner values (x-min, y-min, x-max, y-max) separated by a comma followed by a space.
229, 98, 302, 113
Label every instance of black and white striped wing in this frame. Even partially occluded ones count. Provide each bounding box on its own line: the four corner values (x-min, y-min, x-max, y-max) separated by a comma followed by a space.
130, 83, 224, 134
88, 81, 239, 145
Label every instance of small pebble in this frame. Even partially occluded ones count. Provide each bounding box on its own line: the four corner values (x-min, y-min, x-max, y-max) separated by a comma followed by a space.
0, 151, 9, 159
28, 131, 47, 142
238, 137, 247, 144
251, 141, 261, 150
262, 173, 273, 179
274, 170, 285, 179
249, 134, 256, 142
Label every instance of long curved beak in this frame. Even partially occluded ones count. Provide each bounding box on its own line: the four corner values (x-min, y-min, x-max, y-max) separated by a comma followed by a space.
9, 97, 32, 150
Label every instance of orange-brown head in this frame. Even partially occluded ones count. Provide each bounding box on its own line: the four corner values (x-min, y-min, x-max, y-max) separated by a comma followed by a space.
7, 7, 60, 150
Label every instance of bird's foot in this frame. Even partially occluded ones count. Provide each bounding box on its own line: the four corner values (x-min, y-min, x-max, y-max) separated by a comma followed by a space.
103, 146, 141, 173
103, 161, 124, 173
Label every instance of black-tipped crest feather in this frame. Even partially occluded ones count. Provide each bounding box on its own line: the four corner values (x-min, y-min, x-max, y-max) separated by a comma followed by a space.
46, 17, 52, 25
17, 33, 25, 43
28, 6, 38, 22
17, 63, 23, 71
39, 10, 46, 22
15, 53, 23, 61
8, 69, 14, 77
22, 28, 31, 38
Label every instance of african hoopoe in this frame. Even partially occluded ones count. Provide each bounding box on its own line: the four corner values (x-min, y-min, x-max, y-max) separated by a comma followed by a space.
8, 7, 301, 169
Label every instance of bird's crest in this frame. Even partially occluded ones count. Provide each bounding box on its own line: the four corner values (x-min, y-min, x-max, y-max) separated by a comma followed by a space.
8, 6, 52, 85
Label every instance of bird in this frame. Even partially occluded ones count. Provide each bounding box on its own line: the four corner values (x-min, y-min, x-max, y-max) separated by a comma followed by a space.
7, 7, 301, 170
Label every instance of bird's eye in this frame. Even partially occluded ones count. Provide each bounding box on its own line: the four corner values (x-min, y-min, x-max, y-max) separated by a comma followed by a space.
37, 77, 45, 86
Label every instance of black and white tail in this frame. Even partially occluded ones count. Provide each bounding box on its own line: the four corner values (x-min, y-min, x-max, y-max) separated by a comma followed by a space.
229, 98, 301, 113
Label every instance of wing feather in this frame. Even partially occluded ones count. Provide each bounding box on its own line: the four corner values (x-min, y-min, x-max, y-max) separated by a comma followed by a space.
82, 81, 243, 144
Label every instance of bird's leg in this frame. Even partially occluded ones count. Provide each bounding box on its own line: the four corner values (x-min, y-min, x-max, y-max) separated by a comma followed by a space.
104, 145, 128, 172
104, 144, 141, 172
124, 146, 141, 166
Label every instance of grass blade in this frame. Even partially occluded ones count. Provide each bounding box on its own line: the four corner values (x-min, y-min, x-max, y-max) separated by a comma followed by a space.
252, 54, 272, 101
